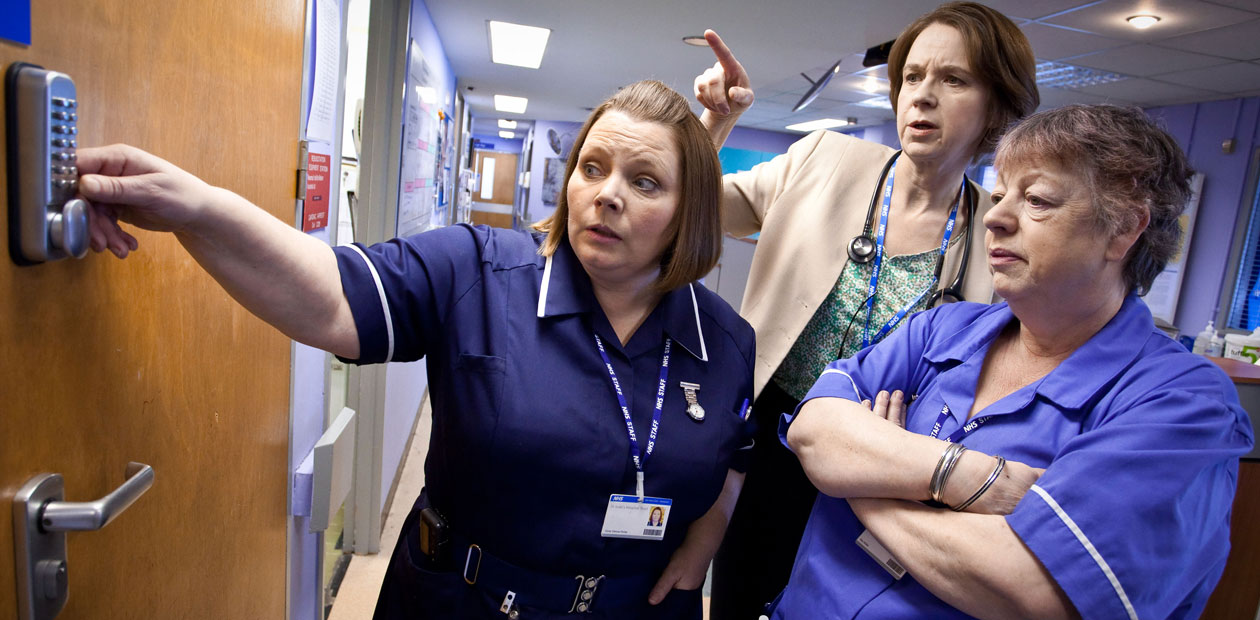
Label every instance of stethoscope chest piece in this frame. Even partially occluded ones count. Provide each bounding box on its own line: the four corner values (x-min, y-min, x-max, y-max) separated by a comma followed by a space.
847, 235, 876, 264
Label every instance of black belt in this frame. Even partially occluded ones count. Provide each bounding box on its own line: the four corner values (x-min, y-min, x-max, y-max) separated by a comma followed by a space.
448, 532, 656, 614
405, 524, 655, 614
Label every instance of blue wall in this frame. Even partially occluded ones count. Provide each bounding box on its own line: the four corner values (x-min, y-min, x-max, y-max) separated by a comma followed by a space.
410, 0, 455, 120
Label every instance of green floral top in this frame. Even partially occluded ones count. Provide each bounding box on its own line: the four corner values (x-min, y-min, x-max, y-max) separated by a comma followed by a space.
771, 247, 942, 401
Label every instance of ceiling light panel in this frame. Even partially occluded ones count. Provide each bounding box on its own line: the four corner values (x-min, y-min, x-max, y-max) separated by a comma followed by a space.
489, 21, 551, 69
785, 118, 849, 132
499, 131, 516, 139
494, 95, 529, 114
1035, 61, 1127, 89
854, 96, 893, 110
498, 119, 517, 129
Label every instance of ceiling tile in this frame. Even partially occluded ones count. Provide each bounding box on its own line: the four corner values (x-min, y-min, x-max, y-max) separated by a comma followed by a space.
1152, 61, 1260, 93
1044, 0, 1260, 41
1074, 77, 1217, 105
1202, 0, 1260, 10
1070, 44, 1230, 76
1156, 18, 1260, 60
1022, 23, 1128, 60
977, 0, 1098, 21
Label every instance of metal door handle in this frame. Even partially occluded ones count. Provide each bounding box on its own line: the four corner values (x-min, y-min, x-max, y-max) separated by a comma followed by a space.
40, 462, 154, 532
13, 462, 156, 620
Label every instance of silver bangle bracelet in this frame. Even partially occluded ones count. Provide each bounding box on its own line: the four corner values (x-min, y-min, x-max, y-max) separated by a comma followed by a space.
929, 442, 967, 504
952, 455, 1006, 512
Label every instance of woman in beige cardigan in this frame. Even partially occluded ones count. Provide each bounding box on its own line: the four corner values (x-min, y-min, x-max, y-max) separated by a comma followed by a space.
693, 3, 1040, 617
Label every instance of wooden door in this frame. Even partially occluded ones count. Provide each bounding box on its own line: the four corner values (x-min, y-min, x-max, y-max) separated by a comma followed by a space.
471, 150, 517, 228
0, 2, 303, 618
1202, 460, 1260, 619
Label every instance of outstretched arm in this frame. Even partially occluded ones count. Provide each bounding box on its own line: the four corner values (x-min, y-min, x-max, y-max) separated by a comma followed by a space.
79, 144, 359, 358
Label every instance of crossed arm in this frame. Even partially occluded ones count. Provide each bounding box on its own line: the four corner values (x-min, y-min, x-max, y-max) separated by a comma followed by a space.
787, 394, 1079, 620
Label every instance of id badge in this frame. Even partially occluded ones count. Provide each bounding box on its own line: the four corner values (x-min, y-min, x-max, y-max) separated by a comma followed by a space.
600, 495, 671, 540
856, 528, 906, 579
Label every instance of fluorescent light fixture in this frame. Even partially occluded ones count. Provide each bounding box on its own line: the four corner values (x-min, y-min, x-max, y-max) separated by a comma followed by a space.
498, 119, 517, 129
854, 96, 893, 110
499, 130, 516, 139
1126, 14, 1160, 29
494, 95, 529, 114
1035, 61, 1127, 89
489, 21, 551, 69
785, 118, 849, 132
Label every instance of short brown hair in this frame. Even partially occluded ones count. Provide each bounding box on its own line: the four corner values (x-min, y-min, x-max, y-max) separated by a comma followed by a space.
887, 1, 1039, 156
995, 104, 1194, 295
533, 80, 723, 292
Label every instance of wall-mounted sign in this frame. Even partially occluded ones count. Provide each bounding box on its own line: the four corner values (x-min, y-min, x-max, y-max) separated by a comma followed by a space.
1, 0, 32, 45
303, 151, 331, 231
472, 139, 495, 150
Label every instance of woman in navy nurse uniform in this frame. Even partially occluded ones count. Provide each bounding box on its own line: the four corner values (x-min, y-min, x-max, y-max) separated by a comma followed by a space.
75, 80, 754, 619
777, 105, 1254, 619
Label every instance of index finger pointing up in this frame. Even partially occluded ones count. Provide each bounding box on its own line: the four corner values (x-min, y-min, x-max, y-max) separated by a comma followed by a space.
705, 29, 746, 81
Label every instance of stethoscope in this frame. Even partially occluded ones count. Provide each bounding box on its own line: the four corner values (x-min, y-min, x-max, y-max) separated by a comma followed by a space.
846, 150, 976, 307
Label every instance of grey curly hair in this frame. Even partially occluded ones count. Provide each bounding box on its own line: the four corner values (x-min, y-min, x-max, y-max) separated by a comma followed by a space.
994, 104, 1193, 295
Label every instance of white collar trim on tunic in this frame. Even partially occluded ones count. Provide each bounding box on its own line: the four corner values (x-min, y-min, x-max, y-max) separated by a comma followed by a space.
537, 254, 708, 362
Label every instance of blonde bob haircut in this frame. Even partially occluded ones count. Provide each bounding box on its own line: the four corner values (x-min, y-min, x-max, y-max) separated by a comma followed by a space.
532, 80, 723, 292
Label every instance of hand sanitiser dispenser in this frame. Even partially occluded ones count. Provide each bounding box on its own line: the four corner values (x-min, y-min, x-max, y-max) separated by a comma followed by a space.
6, 62, 88, 265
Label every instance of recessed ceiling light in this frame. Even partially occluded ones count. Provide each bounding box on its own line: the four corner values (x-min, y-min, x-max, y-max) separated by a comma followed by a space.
862, 77, 881, 93
499, 131, 516, 139
854, 96, 893, 110
494, 95, 529, 114
682, 35, 708, 46
489, 20, 551, 69
1035, 61, 1127, 89
785, 118, 850, 132
498, 119, 517, 129
1126, 14, 1160, 29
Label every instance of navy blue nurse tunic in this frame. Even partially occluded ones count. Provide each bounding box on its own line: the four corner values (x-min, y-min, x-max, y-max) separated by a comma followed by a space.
332, 224, 756, 619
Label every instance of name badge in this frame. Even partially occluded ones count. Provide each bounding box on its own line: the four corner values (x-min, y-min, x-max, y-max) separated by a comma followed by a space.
856, 528, 906, 579
600, 495, 671, 541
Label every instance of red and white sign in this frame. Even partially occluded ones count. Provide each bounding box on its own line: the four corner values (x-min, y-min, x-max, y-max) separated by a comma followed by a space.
302, 151, 331, 232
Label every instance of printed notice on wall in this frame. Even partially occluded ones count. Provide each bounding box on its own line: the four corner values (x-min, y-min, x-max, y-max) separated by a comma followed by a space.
303, 146, 333, 232
396, 39, 442, 237
305, 0, 342, 144
1144, 172, 1204, 325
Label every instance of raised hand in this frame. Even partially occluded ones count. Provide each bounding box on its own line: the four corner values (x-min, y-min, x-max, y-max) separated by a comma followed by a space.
693, 30, 754, 144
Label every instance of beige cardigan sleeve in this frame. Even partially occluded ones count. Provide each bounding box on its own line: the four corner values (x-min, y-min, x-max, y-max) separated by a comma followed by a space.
720, 130, 831, 238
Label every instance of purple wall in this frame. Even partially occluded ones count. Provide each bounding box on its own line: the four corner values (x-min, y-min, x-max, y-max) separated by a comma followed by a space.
725, 126, 799, 152
525, 120, 582, 224
852, 119, 900, 149
1147, 97, 1260, 336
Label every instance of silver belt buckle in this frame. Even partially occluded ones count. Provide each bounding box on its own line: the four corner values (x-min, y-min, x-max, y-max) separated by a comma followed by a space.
568, 574, 604, 613
463, 544, 482, 585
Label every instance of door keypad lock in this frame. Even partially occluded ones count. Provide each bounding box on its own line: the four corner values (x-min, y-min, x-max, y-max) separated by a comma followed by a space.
6, 62, 88, 265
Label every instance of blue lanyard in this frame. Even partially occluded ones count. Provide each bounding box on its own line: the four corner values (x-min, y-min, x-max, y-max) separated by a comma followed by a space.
929, 403, 992, 443
862, 161, 964, 348
594, 332, 672, 498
